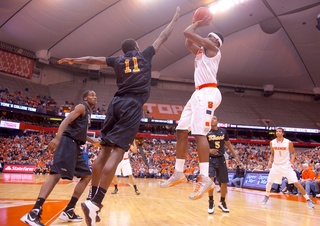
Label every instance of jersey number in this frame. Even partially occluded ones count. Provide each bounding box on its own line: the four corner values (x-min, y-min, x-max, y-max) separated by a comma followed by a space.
125, 57, 140, 73
214, 141, 220, 149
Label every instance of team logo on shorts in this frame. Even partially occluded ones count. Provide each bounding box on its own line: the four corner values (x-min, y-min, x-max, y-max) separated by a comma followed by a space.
206, 110, 212, 115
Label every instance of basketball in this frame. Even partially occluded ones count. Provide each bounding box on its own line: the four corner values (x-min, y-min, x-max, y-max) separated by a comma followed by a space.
192, 7, 213, 24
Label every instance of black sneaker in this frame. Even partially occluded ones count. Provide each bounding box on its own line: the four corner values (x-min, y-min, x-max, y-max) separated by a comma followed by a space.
20, 209, 44, 226
135, 189, 141, 195
208, 200, 214, 214
218, 202, 230, 213
59, 208, 82, 222
111, 188, 118, 194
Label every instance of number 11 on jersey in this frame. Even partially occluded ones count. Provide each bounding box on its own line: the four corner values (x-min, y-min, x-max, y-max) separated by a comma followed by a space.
125, 57, 140, 73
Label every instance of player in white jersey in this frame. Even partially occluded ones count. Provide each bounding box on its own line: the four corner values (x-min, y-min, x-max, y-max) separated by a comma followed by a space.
110, 140, 140, 195
160, 16, 223, 201
261, 127, 314, 208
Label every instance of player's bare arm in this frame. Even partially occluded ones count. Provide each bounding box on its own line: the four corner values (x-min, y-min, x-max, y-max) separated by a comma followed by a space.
184, 19, 218, 57
58, 56, 107, 66
268, 141, 274, 169
288, 141, 296, 166
225, 140, 241, 165
152, 6, 180, 53
48, 104, 85, 151
185, 38, 200, 55
129, 140, 138, 153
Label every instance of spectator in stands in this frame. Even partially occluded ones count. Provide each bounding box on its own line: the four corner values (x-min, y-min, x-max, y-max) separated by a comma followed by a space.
20, 90, 98, 226
261, 127, 314, 209
232, 165, 246, 188
160, 13, 224, 202
314, 163, 320, 198
300, 162, 316, 196
58, 8, 180, 225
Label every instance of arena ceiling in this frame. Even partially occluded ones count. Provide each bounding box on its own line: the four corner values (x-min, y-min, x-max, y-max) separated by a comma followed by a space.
1, 0, 320, 95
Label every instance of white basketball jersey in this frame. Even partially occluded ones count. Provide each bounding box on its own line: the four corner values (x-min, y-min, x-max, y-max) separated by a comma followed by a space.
123, 151, 129, 159
271, 138, 290, 165
194, 47, 221, 87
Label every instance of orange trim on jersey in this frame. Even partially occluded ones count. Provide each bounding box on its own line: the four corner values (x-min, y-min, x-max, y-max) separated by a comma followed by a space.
196, 48, 203, 55
196, 83, 217, 90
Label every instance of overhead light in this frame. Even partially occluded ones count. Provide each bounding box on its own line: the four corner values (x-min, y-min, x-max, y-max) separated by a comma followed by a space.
209, 0, 247, 14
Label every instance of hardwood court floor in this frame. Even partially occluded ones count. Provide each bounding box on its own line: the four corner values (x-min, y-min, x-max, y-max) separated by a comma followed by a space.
0, 173, 319, 226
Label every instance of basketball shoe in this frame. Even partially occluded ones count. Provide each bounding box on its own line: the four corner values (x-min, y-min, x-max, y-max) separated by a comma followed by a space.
189, 174, 214, 200
261, 195, 269, 205
81, 200, 101, 226
208, 200, 214, 214
111, 188, 118, 194
218, 201, 230, 213
20, 208, 44, 226
160, 171, 187, 188
306, 199, 314, 209
135, 189, 141, 195
58, 208, 82, 222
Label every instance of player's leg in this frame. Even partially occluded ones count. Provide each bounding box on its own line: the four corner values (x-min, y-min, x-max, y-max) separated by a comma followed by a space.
261, 167, 280, 205
128, 175, 140, 195
160, 101, 192, 188
111, 175, 119, 194
216, 157, 229, 213
188, 135, 214, 200
60, 150, 92, 222
89, 146, 112, 199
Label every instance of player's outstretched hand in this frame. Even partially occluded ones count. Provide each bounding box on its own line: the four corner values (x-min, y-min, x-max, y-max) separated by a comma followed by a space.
195, 16, 212, 27
173, 6, 181, 22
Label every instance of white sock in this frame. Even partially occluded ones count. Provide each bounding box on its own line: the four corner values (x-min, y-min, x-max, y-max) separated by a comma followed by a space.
175, 159, 185, 172
303, 194, 310, 200
265, 183, 272, 197
199, 162, 209, 177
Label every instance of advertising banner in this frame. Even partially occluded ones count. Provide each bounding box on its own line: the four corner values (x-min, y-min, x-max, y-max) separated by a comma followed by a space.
3, 164, 36, 174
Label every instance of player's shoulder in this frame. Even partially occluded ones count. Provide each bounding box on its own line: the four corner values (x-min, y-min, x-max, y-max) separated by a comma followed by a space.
143, 45, 156, 55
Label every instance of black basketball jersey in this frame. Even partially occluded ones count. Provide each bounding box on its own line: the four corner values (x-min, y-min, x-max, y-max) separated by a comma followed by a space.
63, 102, 91, 145
106, 46, 155, 104
207, 127, 229, 157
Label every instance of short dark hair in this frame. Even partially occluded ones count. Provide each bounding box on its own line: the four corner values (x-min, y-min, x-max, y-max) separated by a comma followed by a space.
121, 39, 137, 54
276, 127, 285, 133
82, 90, 93, 100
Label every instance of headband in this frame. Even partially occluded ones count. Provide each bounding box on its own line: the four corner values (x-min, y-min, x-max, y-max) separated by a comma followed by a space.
208, 32, 223, 47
